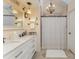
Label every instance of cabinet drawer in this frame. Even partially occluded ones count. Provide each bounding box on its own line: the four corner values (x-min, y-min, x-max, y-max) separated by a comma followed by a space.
4, 49, 24, 59
4, 43, 25, 59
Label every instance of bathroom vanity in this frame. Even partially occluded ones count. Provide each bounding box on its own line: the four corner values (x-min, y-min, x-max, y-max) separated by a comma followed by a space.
3, 36, 36, 59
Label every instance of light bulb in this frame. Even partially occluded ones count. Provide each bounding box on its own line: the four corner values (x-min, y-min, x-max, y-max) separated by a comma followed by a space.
27, 9, 31, 14
53, 4, 56, 8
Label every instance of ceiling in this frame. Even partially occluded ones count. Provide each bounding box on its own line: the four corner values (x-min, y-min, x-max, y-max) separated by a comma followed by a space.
4, 0, 68, 16
4, 0, 40, 17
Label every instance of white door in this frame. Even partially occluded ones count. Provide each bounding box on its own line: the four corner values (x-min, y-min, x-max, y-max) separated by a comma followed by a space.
42, 17, 66, 49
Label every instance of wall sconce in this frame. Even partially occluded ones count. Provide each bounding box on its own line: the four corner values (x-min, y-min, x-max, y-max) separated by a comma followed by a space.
24, 8, 32, 18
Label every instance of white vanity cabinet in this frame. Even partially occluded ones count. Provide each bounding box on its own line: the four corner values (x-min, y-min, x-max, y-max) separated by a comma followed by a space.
4, 37, 36, 59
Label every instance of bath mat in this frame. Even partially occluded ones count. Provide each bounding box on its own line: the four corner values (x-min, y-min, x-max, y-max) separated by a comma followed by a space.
46, 50, 67, 58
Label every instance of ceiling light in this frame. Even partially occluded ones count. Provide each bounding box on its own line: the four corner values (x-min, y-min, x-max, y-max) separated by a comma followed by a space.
46, 2, 56, 14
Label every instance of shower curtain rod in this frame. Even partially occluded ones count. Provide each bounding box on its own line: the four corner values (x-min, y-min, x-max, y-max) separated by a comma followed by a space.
41, 16, 67, 17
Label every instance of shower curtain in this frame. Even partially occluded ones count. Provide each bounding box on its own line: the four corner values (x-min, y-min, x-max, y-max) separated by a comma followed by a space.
41, 17, 67, 50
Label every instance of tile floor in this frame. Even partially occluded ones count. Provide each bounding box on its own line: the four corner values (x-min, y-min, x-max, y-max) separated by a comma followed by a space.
32, 50, 75, 59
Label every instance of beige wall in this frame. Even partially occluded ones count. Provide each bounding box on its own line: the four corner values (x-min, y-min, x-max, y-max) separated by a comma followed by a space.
68, 0, 75, 12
